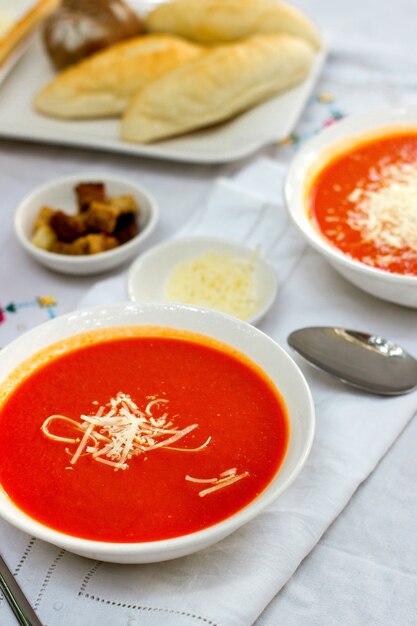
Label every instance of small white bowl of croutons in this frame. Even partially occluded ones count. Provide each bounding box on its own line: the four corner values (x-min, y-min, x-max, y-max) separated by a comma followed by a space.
14, 172, 159, 275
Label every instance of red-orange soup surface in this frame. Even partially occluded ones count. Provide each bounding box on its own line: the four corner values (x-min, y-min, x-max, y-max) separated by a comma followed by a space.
308, 131, 417, 276
0, 328, 289, 543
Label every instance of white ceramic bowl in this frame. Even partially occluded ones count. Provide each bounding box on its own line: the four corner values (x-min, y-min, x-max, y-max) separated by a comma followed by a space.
127, 236, 278, 325
0, 302, 314, 564
284, 106, 417, 308
14, 172, 159, 275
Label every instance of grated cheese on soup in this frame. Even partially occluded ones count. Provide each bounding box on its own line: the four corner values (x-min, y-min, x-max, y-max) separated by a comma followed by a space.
347, 161, 417, 252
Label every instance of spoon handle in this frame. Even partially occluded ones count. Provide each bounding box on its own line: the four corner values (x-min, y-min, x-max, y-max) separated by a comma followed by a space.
0, 554, 43, 626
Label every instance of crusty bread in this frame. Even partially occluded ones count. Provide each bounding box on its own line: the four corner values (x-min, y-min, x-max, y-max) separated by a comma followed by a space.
146, 0, 321, 50
34, 34, 202, 119
0, 0, 59, 67
43, 0, 145, 70
121, 33, 314, 144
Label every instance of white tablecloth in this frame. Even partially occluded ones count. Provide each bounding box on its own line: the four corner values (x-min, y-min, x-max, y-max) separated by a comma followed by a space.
1, 1, 417, 624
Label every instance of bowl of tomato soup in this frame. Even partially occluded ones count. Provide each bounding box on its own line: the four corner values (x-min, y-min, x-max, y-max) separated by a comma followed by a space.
0, 302, 314, 563
285, 106, 417, 307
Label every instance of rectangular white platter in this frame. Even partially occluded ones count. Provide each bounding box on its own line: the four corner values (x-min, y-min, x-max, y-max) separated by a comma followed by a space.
0, 0, 37, 83
0, 30, 326, 164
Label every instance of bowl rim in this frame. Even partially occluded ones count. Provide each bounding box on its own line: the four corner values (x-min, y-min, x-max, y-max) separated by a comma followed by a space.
284, 105, 417, 285
126, 234, 279, 324
14, 171, 160, 265
0, 301, 314, 557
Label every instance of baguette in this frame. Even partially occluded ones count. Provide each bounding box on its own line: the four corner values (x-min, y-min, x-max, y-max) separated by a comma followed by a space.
0, 0, 59, 67
146, 0, 321, 50
121, 34, 314, 144
34, 34, 202, 119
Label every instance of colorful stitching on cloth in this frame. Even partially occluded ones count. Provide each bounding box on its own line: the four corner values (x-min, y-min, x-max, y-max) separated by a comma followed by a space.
0, 295, 57, 329
278, 91, 345, 148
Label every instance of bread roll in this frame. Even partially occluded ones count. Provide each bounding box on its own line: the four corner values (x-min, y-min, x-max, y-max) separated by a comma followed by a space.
146, 0, 321, 50
43, 0, 144, 70
0, 0, 59, 67
34, 34, 202, 119
121, 34, 314, 144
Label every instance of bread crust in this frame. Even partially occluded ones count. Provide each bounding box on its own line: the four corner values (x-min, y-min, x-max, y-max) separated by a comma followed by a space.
146, 0, 321, 49
121, 33, 314, 143
34, 34, 202, 119
0, 0, 59, 67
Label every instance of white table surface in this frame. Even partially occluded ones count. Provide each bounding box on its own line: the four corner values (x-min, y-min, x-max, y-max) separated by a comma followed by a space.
1, 1, 417, 624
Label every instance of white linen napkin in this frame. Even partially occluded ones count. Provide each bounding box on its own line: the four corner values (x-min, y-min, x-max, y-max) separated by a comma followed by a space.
1, 158, 417, 626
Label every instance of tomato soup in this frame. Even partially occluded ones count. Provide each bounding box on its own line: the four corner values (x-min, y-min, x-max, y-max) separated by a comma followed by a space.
307, 131, 417, 276
0, 327, 289, 543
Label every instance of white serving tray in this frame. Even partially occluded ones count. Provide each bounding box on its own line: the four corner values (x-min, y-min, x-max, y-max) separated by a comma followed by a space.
0, 0, 37, 84
0, 37, 30, 83
0, 34, 326, 164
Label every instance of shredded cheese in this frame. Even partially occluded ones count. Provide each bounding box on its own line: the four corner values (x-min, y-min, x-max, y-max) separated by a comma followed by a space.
42, 394, 250, 497
42, 392, 208, 471
185, 468, 249, 497
164, 250, 260, 320
347, 161, 417, 260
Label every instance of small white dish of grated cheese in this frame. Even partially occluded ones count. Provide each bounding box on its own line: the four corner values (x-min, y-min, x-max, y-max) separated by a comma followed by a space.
126, 236, 278, 325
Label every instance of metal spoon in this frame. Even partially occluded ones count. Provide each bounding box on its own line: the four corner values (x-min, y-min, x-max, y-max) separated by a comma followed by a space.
288, 327, 417, 396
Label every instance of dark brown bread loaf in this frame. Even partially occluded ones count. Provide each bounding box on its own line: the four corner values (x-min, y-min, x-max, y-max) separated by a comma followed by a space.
43, 0, 144, 69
